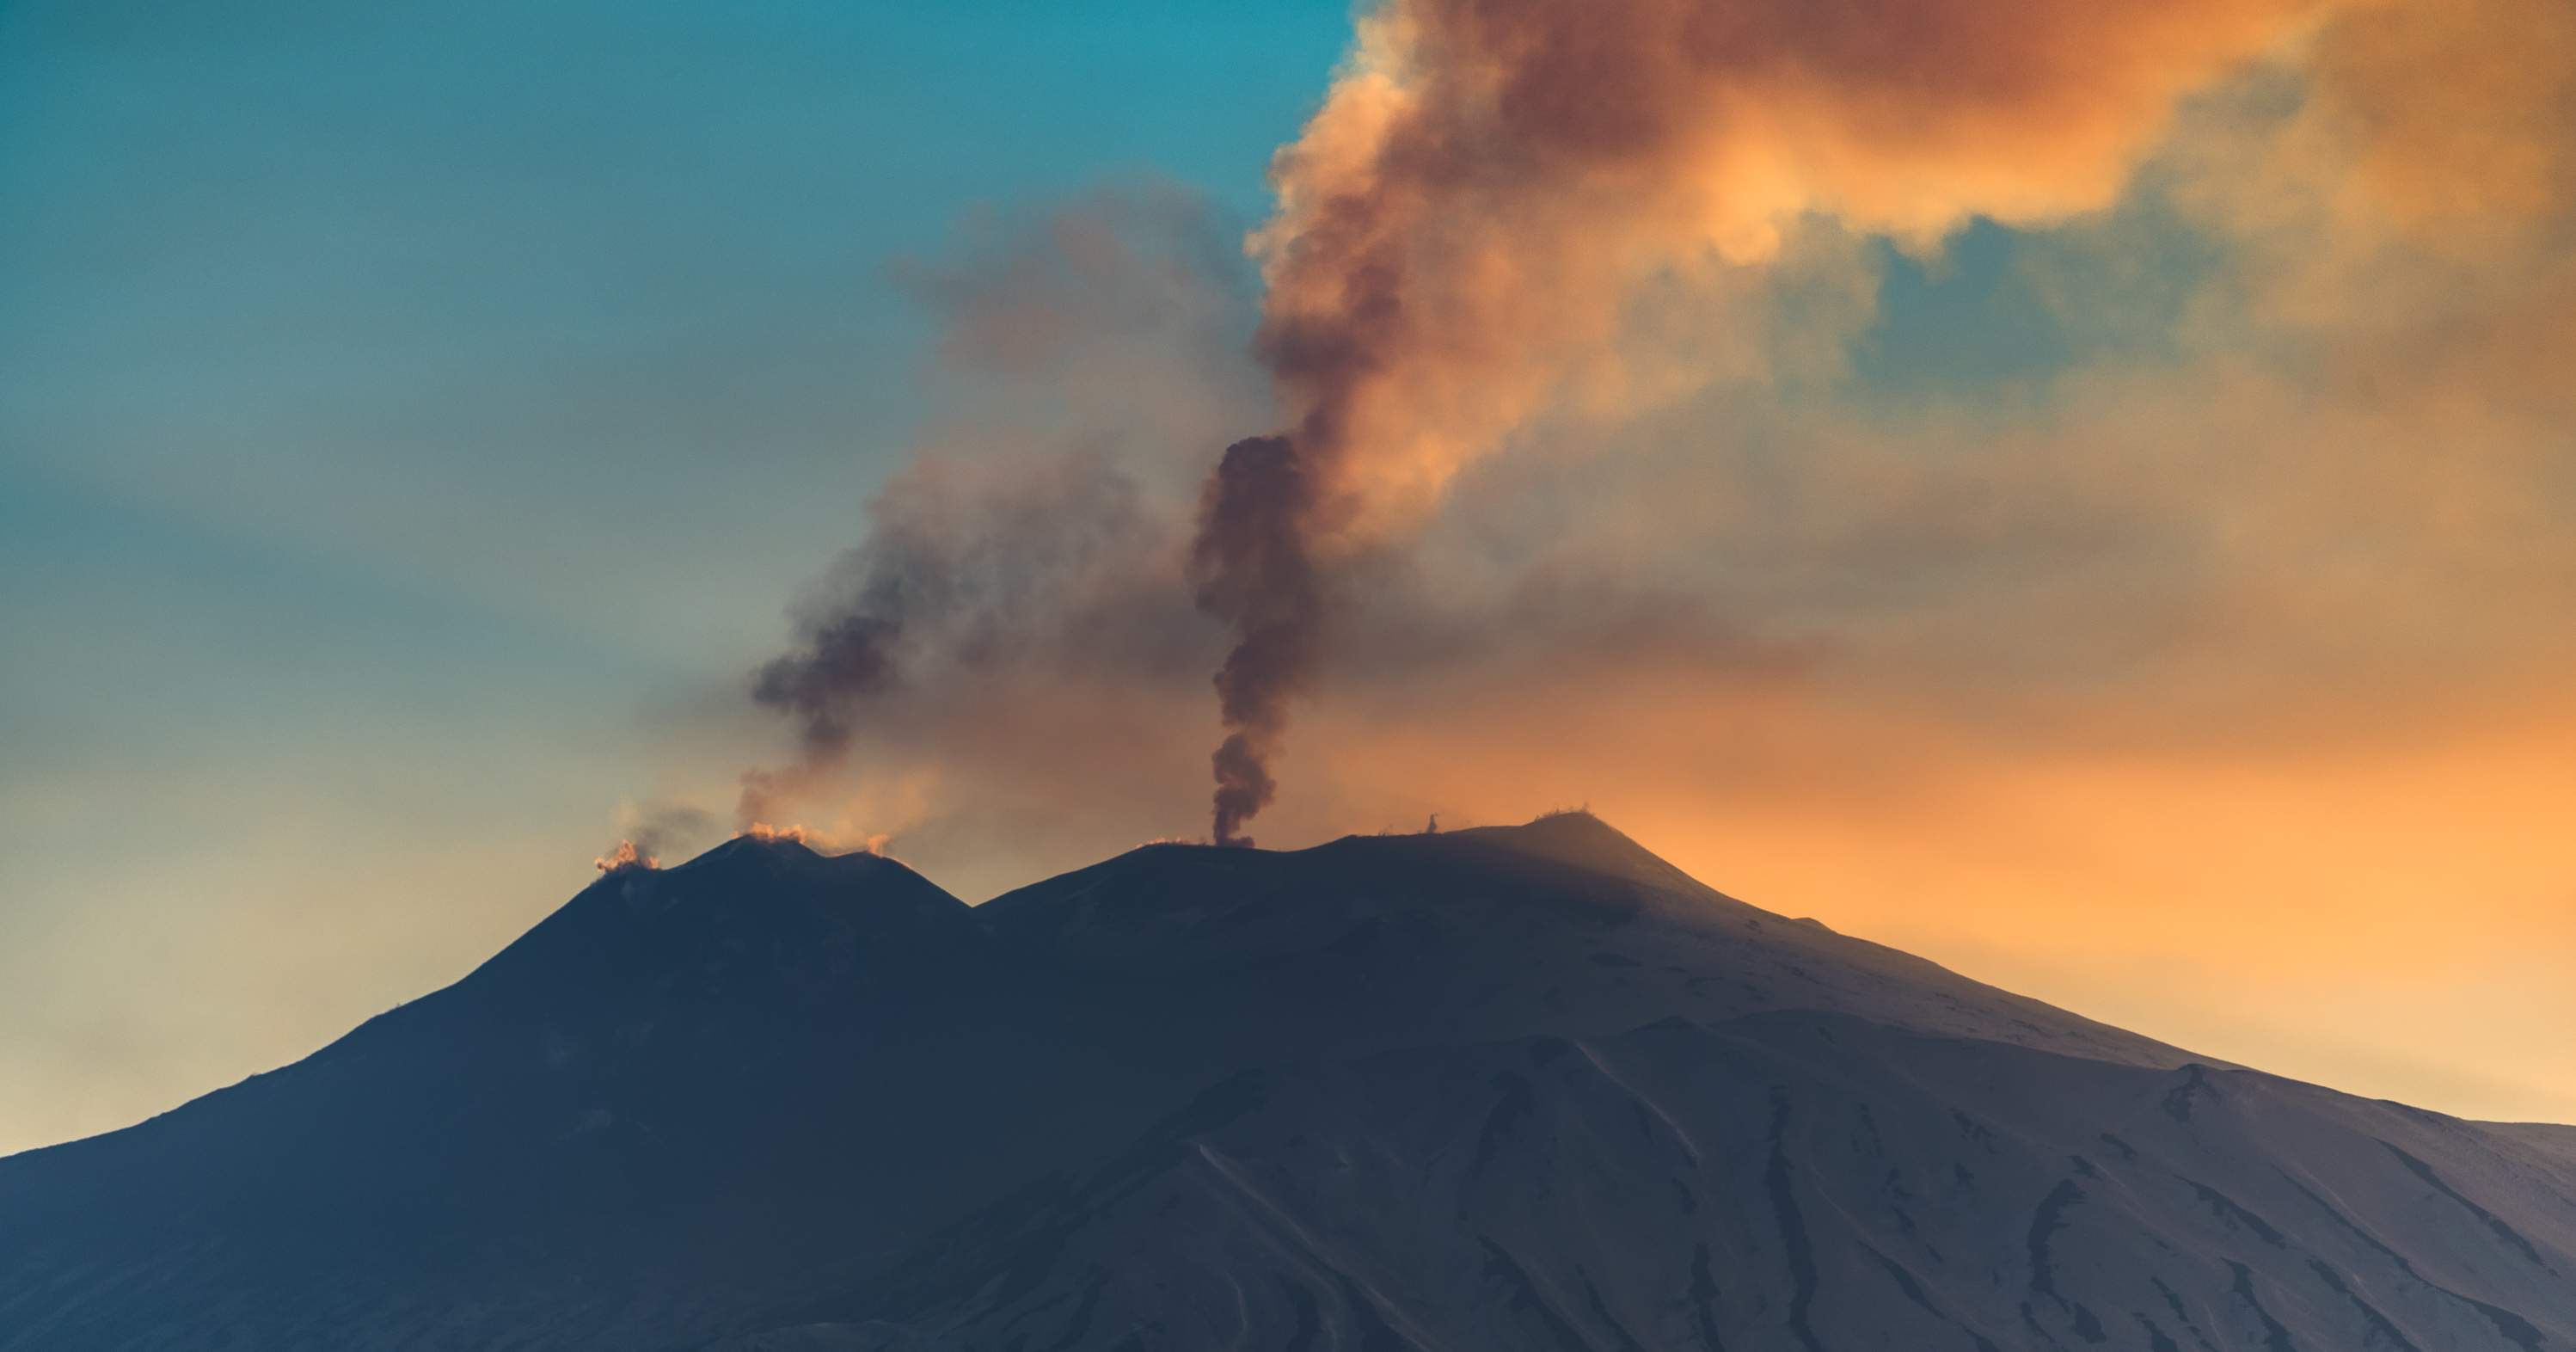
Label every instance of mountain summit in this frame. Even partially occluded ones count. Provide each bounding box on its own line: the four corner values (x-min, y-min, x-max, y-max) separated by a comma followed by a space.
3, 814, 2570, 1350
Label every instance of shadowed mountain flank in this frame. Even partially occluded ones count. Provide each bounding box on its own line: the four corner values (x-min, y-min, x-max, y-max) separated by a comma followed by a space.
3, 815, 2569, 1351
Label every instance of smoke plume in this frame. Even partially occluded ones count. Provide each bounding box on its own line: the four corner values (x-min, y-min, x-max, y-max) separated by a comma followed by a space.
740, 447, 1154, 827
727, 183, 1265, 838
1186, 0, 2339, 843
1193, 435, 1328, 844
594, 802, 720, 875
593, 840, 655, 875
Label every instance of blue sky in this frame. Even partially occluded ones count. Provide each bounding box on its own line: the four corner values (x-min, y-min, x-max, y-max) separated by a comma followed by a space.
0, 0, 1349, 1152
3, 0, 1340, 663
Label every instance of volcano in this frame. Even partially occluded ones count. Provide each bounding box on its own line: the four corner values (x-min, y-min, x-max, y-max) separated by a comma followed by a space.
3, 814, 2569, 1350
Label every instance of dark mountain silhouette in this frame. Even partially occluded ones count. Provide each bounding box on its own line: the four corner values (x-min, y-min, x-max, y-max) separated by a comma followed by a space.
3, 814, 2569, 1350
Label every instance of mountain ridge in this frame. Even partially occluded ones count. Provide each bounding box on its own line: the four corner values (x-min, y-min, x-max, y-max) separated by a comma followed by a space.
1, 813, 2567, 1352
970, 812, 2205, 1077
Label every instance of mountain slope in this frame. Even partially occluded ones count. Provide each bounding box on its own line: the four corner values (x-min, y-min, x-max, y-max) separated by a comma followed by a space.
790, 1013, 2573, 1352
1, 814, 2567, 1351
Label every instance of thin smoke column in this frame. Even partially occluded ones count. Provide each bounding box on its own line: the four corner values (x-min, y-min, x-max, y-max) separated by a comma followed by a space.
1186, 0, 2337, 844
1191, 434, 1325, 846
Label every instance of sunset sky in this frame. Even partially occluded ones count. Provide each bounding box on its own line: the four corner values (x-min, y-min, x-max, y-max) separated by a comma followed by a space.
3, 0, 2570, 1156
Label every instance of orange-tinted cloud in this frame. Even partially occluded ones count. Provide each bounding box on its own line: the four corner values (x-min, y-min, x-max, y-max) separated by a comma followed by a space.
2309, 0, 2576, 241
1189, 0, 2358, 842
1248, 0, 2342, 514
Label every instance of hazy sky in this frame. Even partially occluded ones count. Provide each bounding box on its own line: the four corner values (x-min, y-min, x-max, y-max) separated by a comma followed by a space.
4, 0, 2571, 1156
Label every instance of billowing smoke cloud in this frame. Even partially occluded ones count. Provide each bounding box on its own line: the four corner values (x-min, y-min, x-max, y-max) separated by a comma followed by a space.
1187, 0, 2339, 841
721, 0, 2569, 876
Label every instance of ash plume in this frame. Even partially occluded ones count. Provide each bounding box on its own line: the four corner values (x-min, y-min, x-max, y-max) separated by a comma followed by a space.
739, 447, 1152, 827
751, 613, 897, 766
1185, 0, 2338, 843
730, 187, 1258, 838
